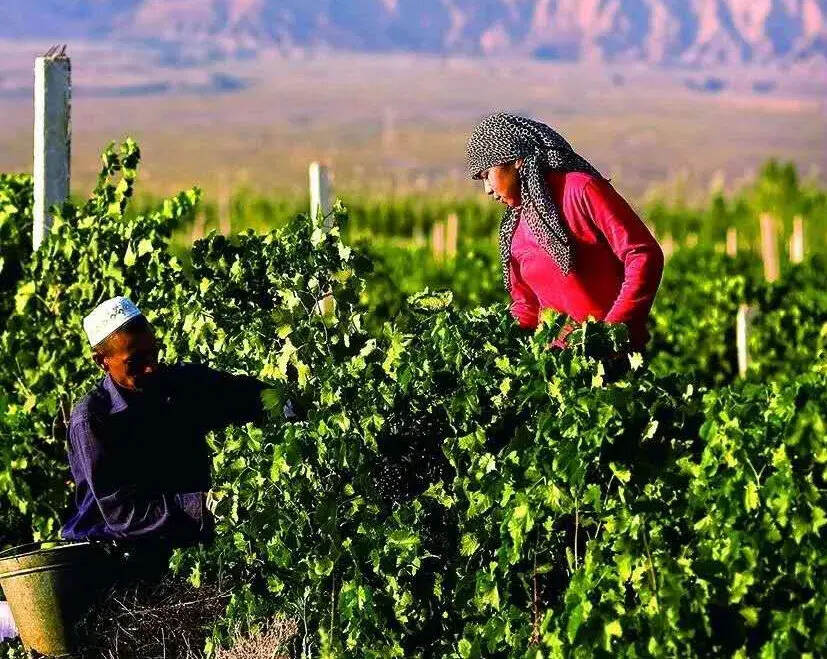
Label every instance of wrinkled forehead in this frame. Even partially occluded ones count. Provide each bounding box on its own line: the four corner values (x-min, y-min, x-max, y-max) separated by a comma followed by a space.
105, 321, 157, 358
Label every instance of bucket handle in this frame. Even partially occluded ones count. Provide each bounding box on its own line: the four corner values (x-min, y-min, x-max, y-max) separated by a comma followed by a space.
0, 540, 76, 560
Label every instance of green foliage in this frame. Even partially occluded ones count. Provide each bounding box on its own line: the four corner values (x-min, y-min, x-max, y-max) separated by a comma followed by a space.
0, 174, 33, 326
0, 139, 198, 545
1, 147, 826, 658
650, 248, 827, 386
359, 241, 504, 334
166, 159, 826, 256
644, 159, 827, 251
649, 248, 762, 386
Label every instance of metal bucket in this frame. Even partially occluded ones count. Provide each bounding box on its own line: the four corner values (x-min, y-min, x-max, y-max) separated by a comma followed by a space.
0, 541, 113, 657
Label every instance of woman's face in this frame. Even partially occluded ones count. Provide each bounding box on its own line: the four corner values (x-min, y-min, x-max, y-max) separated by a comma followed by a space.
480, 159, 523, 208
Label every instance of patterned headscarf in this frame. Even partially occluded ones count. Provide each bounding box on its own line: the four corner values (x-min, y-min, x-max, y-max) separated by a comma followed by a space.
466, 112, 605, 290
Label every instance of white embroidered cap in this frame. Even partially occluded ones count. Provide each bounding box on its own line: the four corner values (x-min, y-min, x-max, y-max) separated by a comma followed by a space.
83, 296, 142, 347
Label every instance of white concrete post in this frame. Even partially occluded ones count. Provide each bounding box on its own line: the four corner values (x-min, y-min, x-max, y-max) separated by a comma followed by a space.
191, 209, 206, 242
33, 45, 71, 250
760, 213, 780, 282
445, 213, 458, 259
431, 221, 445, 263
218, 173, 231, 235
726, 227, 738, 257
661, 232, 674, 259
382, 106, 396, 151
412, 223, 426, 247
789, 215, 804, 264
309, 162, 335, 314
309, 162, 333, 228
736, 304, 757, 377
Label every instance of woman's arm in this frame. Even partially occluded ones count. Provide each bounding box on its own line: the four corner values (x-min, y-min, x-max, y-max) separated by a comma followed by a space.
508, 258, 541, 328
580, 177, 664, 327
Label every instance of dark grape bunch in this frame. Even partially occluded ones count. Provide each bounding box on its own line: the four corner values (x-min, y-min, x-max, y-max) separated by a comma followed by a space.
370, 436, 453, 509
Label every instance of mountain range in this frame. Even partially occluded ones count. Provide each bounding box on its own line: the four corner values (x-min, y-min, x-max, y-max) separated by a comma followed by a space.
4, 0, 826, 67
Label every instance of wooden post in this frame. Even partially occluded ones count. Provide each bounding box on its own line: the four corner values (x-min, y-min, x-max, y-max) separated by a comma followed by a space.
217, 174, 231, 236
431, 221, 445, 263
412, 223, 426, 247
661, 232, 674, 259
309, 162, 333, 228
33, 45, 71, 250
191, 209, 206, 242
736, 304, 757, 377
789, 215, 804, 264
445, 213, 458, 259
726, 227, 738, 257
759, 213, 780, 282
382, 106, 396, 151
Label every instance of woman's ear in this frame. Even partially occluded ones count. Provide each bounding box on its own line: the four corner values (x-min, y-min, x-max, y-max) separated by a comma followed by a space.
515, 157, 524, 170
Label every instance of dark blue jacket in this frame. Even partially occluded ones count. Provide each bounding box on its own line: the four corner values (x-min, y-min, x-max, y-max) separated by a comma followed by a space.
61, 363, 271, 543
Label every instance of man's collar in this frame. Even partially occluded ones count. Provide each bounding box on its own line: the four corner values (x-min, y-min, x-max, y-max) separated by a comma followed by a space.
102, 374, 130, 415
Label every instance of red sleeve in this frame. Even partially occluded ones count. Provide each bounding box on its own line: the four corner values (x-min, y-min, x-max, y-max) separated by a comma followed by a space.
508, 257, 540, 329
580, 178, 664, 327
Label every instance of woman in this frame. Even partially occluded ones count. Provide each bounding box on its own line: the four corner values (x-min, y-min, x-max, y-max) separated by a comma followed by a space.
466, 113, 664, 351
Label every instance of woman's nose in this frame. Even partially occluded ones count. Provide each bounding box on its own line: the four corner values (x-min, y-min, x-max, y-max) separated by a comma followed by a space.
483, 179, 493, 195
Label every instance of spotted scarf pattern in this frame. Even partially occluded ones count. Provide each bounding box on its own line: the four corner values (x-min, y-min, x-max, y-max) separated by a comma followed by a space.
466, 113, 605, 291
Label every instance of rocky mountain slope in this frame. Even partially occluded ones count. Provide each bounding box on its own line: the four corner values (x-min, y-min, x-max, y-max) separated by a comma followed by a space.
4, 0, 826, 66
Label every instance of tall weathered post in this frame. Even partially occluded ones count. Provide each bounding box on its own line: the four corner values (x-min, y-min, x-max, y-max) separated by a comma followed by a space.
736, 304, 757, 378
445, 213, 458, 259
759, 213, 780, 283
217, 173, 231, 235
431, 220, 446, 263
789, 215, 804, 264
726, 227, 738, 257
309, 162, 335, 314
309, 162, 333, 228
661, 232, 675, 259
33, 45, 71, 250
382, 106, 396, 151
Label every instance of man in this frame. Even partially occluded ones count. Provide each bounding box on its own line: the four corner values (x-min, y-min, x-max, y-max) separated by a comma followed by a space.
61, 296, 299, 557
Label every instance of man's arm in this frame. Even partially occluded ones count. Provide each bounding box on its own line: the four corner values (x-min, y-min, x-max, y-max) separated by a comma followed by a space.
69, 415, 207, 541
193, 365, 302, 431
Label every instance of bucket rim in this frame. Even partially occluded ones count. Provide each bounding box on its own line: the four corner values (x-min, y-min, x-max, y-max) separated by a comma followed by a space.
0, 540, 98, 562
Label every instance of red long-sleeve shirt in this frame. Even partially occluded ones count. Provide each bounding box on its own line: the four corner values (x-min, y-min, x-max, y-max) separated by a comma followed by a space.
508, 171, 664, 350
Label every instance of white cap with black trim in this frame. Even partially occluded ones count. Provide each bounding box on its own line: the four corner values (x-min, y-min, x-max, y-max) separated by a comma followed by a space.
83, 296, 142, 347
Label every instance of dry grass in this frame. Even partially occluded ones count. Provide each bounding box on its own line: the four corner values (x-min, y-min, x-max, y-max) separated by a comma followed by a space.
214, 617, 299, 659
76, 576, 230, 659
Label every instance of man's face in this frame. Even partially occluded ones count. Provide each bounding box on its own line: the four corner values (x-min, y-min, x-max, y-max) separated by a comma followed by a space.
480, 159, 523, 208
94, 324, 159, 392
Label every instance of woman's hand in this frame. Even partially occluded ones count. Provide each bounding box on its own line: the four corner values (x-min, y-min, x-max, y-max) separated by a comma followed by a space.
546, 323, 576, 350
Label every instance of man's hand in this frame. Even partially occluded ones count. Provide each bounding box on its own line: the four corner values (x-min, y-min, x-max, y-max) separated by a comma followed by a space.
283, 398, 306, 422
205, 490, 219, 515
260, 387, 306, 422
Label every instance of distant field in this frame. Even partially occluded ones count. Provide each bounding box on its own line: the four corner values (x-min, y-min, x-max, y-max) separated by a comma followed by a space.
0, 41, 824, 207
